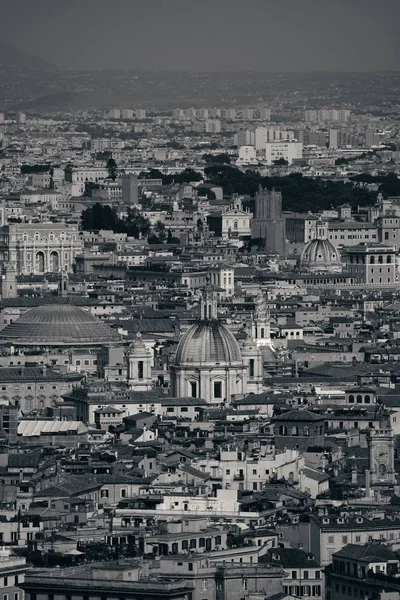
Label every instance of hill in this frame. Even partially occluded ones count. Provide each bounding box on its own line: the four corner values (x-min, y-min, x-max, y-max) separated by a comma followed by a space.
0, 41, 55, 69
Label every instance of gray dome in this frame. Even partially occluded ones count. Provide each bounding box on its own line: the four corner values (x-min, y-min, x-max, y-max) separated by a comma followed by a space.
175, 320, 242, 365
0, 304, 121, 346
300, 238, 341, 272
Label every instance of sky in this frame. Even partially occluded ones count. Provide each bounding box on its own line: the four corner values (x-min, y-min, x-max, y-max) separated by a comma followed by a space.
0, 0, 399, 71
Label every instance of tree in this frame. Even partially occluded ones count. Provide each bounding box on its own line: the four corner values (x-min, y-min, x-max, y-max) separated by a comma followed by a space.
167, 229, 181, 244
273, 157, 289, 165
106, 157, 118, 180
124, 207, 151, 238
153, 220, 167, 242
202, 153, 231, 165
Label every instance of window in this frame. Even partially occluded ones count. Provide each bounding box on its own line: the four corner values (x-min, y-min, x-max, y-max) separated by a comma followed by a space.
342, 536, 348, 544
190, 382, 197, 398
138, 361, 144, 380
120, 489, 126, 498
3, 578, 8, 586
304, 571, 309, 579
292, 571, 297, 579
328, 536, 334, 544
355, 535, 361, 543
101, 489, 109, 498
188, 563, 193, 572
315, 571, 321, 579
214, 381, 222, 399
249, 359, 254, 377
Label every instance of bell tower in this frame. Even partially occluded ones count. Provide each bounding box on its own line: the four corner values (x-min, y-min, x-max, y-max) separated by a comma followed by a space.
368, 403, 395, 488
200, 288, 218, 321
1, 262, 17, 299
252, 291, 271, 347
127, 333, 152, 391
241, 322, 263, 394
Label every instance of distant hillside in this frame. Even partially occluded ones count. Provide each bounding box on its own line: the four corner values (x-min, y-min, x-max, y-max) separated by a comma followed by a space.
0, 41, 55, 69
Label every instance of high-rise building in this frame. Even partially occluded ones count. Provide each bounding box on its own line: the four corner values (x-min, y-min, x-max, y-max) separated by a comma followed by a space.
251, 187, 286, 255
234, 129, 254, 147
224, 108, 236, 119
265, 140, 303, 165
241, 108, 254, 120
209, 108, 222, 118
16, 111, 26, 124
0, 112, 4, 123
172, 108, 185, 119
305, 109, 350, 123
205, 119, 221, 133
109, 108, 121, 119
329, 129, 339, 149
305, 110, 318, 122
121, 174, 139, 205
258, 108, 271, 120
135, 109, 146, 119
122, 108, 134, 119
196, 108, 209, 119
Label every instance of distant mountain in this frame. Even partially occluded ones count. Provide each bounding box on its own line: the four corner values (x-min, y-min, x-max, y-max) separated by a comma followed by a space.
0, 41, 56, 69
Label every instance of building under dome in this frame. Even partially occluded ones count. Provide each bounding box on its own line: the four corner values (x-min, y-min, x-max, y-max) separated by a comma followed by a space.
300, 238, 342, 273
170, 290, 261, 404
0, 304, 121, 347
299, 218, 342, 273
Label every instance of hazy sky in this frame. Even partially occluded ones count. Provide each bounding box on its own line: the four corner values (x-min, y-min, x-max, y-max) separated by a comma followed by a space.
0, 0, 399, 71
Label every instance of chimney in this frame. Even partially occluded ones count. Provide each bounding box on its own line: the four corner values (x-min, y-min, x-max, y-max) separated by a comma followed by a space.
351, 466, 357, 485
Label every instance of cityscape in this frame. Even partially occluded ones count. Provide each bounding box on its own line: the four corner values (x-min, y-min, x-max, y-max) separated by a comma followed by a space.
0, 2, 400, 600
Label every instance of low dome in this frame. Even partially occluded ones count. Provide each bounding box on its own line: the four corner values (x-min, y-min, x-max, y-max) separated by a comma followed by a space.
175, 320, 242, 365
300, 238, 341, 272
0, 304, 121, 346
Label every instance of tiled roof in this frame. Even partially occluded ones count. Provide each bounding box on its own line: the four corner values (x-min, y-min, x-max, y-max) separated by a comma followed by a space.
334, 543, 397, 562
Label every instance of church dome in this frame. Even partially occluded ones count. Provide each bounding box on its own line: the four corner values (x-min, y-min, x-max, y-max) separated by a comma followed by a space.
0, 304, 121, 346
175, 320, 242, 365
300, 238, 341, 272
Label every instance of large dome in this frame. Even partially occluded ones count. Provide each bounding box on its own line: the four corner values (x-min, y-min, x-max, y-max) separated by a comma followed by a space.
0, 304, 121, 346
175, 320, 242, 365
300, 238, 341, 272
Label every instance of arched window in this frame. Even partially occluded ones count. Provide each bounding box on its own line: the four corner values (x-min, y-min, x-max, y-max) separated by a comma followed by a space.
364, 395, 370, 403
356, 395, 362, 403
36, 251, 45, 273
234, 221, 238, 230
50, 251, 59, 272
348, 395, 355, 403
387, 255, 392, 263
279, 425, 287, 436
370, 256, 375, 264
378, 255, 383, 264
291, 426, 299, 436
303, 426, 310, 437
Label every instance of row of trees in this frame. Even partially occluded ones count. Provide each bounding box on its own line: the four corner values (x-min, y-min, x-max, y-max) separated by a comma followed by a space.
81, 204, 150, 238
80, 203, 180, 244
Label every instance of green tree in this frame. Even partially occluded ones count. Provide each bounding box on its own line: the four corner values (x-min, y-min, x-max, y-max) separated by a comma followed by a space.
106, 157, 118, 180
